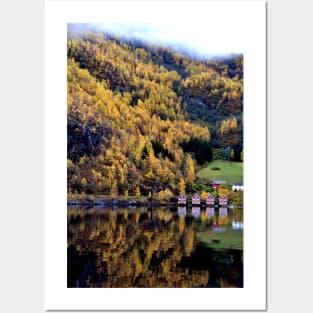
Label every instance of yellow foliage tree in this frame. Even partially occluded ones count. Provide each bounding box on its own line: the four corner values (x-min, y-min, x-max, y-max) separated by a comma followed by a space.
178, 178, 186, 195
156, 189, 173, 202
184, 154, 195, 188
218, 185, 230, 197
81, 177, 87, 188
110, 179, 118, 196
200, 191, 210, 200
135, 186, 141, 197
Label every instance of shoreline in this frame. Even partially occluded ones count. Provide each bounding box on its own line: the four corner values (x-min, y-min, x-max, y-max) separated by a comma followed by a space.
67, 197, 170, 208
67, 198, 243, 209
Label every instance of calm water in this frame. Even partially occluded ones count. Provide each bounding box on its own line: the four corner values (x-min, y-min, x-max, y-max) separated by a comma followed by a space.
68, 205, 243, 288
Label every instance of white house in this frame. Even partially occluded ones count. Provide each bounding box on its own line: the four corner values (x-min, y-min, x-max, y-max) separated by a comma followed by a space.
232, 182, 244, 191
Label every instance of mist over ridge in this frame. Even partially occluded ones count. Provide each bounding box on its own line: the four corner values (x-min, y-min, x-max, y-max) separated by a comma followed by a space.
68, 23, 242, 61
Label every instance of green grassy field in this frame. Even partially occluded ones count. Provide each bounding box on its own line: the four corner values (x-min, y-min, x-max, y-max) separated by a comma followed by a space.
197, 228, 243, 250
197, 160, 243, 185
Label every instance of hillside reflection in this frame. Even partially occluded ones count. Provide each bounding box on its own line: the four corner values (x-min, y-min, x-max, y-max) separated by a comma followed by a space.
68, 206, 243, 287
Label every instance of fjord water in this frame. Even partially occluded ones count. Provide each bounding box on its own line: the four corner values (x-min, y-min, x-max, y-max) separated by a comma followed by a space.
68, 206, 243, 288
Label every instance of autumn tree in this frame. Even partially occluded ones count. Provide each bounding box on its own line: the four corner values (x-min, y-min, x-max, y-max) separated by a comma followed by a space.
178, 178, 186, 195
184, 154, 195, 190
135, 186, 141, 197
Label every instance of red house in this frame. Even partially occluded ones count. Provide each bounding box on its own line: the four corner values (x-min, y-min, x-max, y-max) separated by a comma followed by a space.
212, 180, 227, 189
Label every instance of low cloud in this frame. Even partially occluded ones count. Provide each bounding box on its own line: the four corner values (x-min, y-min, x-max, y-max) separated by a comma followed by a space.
68, 23, 241, 60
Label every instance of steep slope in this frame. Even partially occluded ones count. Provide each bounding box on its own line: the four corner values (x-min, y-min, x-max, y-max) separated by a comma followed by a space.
67, 31, 243, 197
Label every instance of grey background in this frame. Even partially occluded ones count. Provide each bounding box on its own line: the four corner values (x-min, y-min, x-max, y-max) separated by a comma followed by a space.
0, 0, 312, 312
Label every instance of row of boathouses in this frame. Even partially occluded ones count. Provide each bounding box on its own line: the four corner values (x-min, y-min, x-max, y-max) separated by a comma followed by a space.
178, 194, 228, 206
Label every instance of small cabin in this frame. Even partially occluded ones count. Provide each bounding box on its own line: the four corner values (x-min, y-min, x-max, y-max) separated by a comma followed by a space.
212, 180, 227, 189
232, 182, 244, 191
219, 195, 228, 205
206, 195, 215, 205
192, 193, 201, 204
178, 195, 187, 204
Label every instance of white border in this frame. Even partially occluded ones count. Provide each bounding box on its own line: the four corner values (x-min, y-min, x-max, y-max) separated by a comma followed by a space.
45, 1, 266, 310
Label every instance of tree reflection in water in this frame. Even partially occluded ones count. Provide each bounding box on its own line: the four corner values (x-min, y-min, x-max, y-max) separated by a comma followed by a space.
68, 206, 243, 287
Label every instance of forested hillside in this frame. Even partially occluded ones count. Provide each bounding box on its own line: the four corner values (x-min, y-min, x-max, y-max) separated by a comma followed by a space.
67, 29, 243, 199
